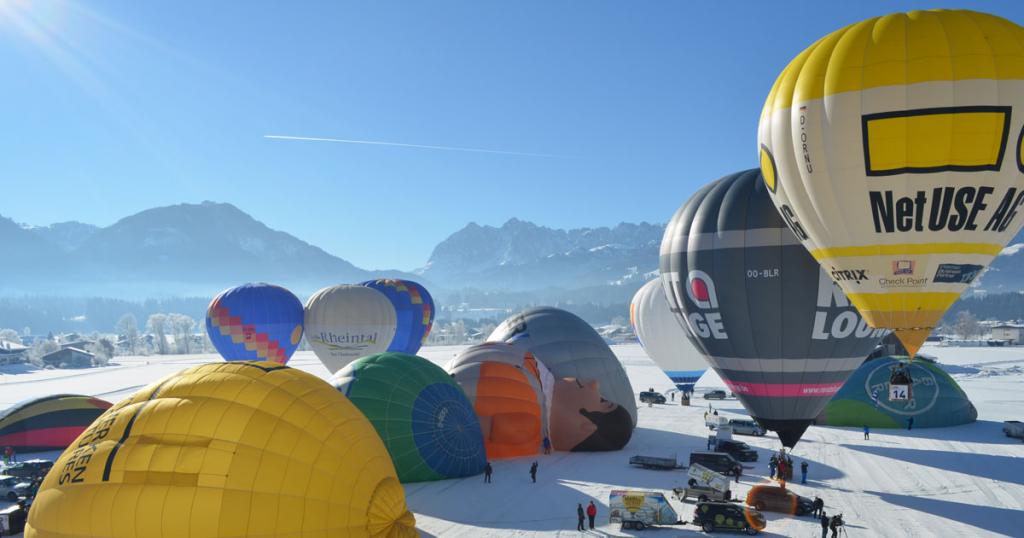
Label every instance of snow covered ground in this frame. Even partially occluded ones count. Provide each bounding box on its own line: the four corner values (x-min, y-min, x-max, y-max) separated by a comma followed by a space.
2, 344, 1023, 537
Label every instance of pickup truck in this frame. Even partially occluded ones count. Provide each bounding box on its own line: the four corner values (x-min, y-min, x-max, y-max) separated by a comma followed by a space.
674, 484, 732, 503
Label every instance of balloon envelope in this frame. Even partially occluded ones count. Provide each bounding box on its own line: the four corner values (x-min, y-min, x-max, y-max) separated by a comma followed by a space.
304, 285, 397, 374
630, 278, 708, 393
660, 169, 885, 447
489, 307, 636, 450
205, 282, 304, 364
333, 352, 486, 483
0, 394, 111, 452
26, 361, 416, 538
360, 279, 435, 354
758, 9, 1024, 357
447, 343, 552, 459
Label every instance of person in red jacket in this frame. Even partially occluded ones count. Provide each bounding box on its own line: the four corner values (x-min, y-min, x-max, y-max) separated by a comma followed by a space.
586, 501, 597, 529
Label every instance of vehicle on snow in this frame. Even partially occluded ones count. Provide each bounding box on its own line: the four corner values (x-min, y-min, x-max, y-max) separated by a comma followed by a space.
727, 419, 766, 436
745, 485, 814, 516
704, 390, 727, 400
629, 454, 681, 470
674, 463, 732, 503
715, 440, 758, 462
689, 451, 742, 476
0, 476, 19, 502
608, 490, 681, 531
639, 390, 667, 404
2, 460, 52, 480
692, 501, 765, 534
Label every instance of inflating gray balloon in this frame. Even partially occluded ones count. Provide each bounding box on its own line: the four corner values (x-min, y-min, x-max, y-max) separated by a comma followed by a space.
488, 307, 638, 427
660, 169, 886, 447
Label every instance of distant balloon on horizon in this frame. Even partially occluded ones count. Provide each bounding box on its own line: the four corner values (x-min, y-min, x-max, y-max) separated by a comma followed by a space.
205, 282, 304, 364
630, 278, 708, 393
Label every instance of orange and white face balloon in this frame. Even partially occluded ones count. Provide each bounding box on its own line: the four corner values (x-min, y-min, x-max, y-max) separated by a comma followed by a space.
759, 9, 1024, 357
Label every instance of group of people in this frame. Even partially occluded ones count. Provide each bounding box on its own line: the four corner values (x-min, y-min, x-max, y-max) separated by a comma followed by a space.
2, 446, 15, 465
820, 511, 845, 538
575, 501, 598, 531
482, 460, 540, 484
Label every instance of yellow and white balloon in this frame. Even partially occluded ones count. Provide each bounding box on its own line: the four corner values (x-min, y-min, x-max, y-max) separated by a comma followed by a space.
759, 9, 1024, 357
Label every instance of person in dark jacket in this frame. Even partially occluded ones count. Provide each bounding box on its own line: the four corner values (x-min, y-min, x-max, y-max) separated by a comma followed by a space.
733, 464, 742, 483
830, 514, 842, 538
543, 437, 552, 455
907, 416, 915, 430
530, 461, 538, 483
819, 511, 830, 538
769, 455, 777, 479
801, 461, 809, 484
812, 496, 824, 517
484, 462, 492, 483
586, 501, 597, 529
577, 504, 586, 531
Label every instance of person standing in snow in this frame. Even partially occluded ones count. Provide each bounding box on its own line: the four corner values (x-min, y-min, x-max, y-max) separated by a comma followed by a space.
907, 416, 915, 430
819, 511, 829, 538
733, 464, 742, 483
801, 461, 809, 484
812, 497, 824, 517
529, 461, 538, 483
768, 455, 777, 479
586, 501, 597, 529
543, 437, 551, 455
484, 461, 492, 483
863, 425, 870, 440
576, 504, 585, 531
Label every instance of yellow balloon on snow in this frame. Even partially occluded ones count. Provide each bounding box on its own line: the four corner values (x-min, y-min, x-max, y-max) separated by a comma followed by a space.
25, 361, 416, 538
758, 9, 1024, 357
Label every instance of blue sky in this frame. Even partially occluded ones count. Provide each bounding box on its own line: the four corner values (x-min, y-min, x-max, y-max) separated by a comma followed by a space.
2, 1, 1022, 270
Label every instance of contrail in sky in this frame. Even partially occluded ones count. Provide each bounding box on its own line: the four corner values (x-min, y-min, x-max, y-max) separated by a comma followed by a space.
264, 135, 564, 158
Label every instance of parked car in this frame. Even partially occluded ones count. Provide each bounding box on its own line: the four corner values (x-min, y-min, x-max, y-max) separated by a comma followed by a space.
0, 475, 19, 502
745, 485, 814, 516
13, 480, 38, 500
692, 501, 765, 534
704, 390, 727, 400
716, 440, 759, 462
629, 455, 681, 470
3, 460, 53, 480
639, 390, 667, 404
689, 452, 742, 476
728, 419, 766, 436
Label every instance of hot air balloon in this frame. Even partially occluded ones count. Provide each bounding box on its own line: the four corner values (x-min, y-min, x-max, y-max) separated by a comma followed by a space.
332, 352, 486, 483
758, 9, 1024, 364
26, 361, 416, 538
360, 279, 435, 354
661, 169, 886, 447
205, 283, 304, 364
489, 307, 636, 450
304, 284, 397, 374
630, 278, 708, 394
0, 394, 111, 452
447, 343, 553, 458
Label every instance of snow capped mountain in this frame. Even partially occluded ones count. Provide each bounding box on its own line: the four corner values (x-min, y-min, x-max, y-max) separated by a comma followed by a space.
419, 218, 664, 290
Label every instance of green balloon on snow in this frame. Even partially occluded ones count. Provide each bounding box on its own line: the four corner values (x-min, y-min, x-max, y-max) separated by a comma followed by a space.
332, 352, 487, 483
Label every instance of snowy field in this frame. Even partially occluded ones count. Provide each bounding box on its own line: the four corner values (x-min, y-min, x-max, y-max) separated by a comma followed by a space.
2, 344, 1023, 537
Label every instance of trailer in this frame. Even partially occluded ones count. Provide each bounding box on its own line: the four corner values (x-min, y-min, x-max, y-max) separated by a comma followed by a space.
1004, 420, 1024, 441
608, 490, 681, 530
629, 454, 682, 470
674, 484, 732, 503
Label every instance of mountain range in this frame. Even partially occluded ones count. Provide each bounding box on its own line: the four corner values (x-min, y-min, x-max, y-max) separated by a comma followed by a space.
0, 202, 414, 298
2, 202, 1023, 301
